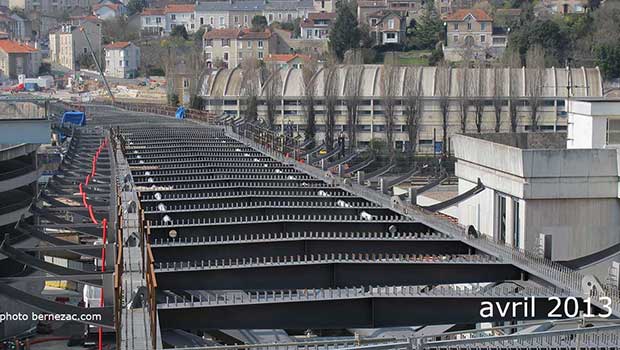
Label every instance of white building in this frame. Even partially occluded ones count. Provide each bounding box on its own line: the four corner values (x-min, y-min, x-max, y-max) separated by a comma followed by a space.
104, 41, 139, 78
165, 3, 195, 33
140, 8, 166, 35
452, 99, 620, 278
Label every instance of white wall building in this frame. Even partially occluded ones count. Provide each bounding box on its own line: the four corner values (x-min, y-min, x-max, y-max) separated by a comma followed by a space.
104, 41, 139, 78
164, 3, 195, 33
140, 8, 166, 35
452, 99, 620, 278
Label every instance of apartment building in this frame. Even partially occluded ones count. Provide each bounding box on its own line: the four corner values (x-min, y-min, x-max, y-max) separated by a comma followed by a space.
93, 2, 127, 20
540, 0, 587, 14
49, 19, 101, 70
264, 0, 313, 24
104, 41, 139, 78
203, 28, 274, 68
0, 39, 40, 78
8, 0, 93, 14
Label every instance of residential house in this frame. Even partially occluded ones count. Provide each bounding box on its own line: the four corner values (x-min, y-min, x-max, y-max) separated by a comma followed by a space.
357, 0, 388, 25
9, 14, 30, 40
264, 53, 309, 69
8, 0, 92, 14
93, 2, 127, 20
538, 0, 587, 15
49, 19, 102, 70
203, 28, 274, 68
140, 8, 166, 35
367, 10, 405, 45
300, 12, 335, 40
165, 3, 195, 33
0, 39, 40, 78
104, 41, 139, 78
443, 9, 507, 61
195, 0, 264, 29
264, 0, 314, 25
313, 0, 333, 12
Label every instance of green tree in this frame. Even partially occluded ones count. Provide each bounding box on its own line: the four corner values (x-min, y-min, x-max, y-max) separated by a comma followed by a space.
329, 1, 361, 61
406, 2, 443, 50
171, 25, 188, 40
251, 15, 268, 32
597, 44, 620, 80
127, 0, 146, 15
193, 27, 206, 45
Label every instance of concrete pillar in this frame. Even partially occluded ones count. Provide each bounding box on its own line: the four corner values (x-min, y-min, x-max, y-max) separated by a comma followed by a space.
379, 178, 385, 193
357, 171, 365, 183
338, 164, 343, 176
609, 261, 619, 288
408, 187, 417, 205
320, 158, 326, 170
538, 233, 553, 260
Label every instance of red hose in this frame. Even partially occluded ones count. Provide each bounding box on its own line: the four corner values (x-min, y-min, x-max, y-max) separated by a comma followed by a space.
88, 204, 98, 224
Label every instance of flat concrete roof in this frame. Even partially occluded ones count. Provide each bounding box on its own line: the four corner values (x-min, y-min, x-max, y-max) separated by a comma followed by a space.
460, 132, 566, 150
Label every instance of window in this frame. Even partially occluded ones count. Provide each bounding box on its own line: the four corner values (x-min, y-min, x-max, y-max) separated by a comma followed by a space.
125, 60, 128, 67
388, 19, 394, 29
156, 17, 161, 24
210, 17, 214, 25
258, 40, 263, 48
453, 23, 458, 30
234, 16, 239, 23
247, 41, 252, 48
258, 51, 263, 59
278, 13, 282, 20
268, 14, 273, 22
219, 16, 224, 26
480, 22, 486, 30
206, 39, 213, 46
238, 41, 243, 48
119, 60, 123, 67
480, 35, 485, 43
453, 35, 458, 42
145, 17, 151, 24
222, 39, 230, 46
386, 32, 396, 39
371, 18, 377, 26
84, 47, 87, 53
607, 119, 620, 145
512, 199, 520, 248
239, 51, 243, 59
183, 78, 189, 88
200, 17, 204, 25
223, 52, 229, 61
171, 14, 176, 20
191, 14, 194, 20
287, 14, 292, 21
244, 15, 248, 24
206, 52, 212, 60
191, 24, 194, 29
496, 194, 507, 243
467, 22, 472, 30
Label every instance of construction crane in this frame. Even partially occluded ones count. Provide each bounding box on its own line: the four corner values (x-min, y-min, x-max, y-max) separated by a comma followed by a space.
79, 26, 115, 103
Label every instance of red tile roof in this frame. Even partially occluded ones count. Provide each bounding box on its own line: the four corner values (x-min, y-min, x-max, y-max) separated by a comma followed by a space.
142, 7, 165, 16
203, 28, 241, 40
104, 41, 131, 50
0, 39, 37, 54
264, 53, 310, 63
238, 28, 271, 39
444, 8, 492, 21
203, 28, 271, 40
93, 2, 123, 11
308, 11, 337, 20
165, 3, 194, 13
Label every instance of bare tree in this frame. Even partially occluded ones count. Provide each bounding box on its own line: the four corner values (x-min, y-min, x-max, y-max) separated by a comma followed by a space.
187, 44, 211, 109
403, 66, 423, 156
505, 49, 521, 133
456, 63, 471, 133
264, 65, 282, 129
436, 61, 451, 156
301, 57, 319, 146
492, 66, 505, 132
344, 65, 363, 149
472, 66, 486, 133
381, 63, 399, 156
323, 62, 340, 151
526, 44, 545, 132
241, 57, 261, 123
